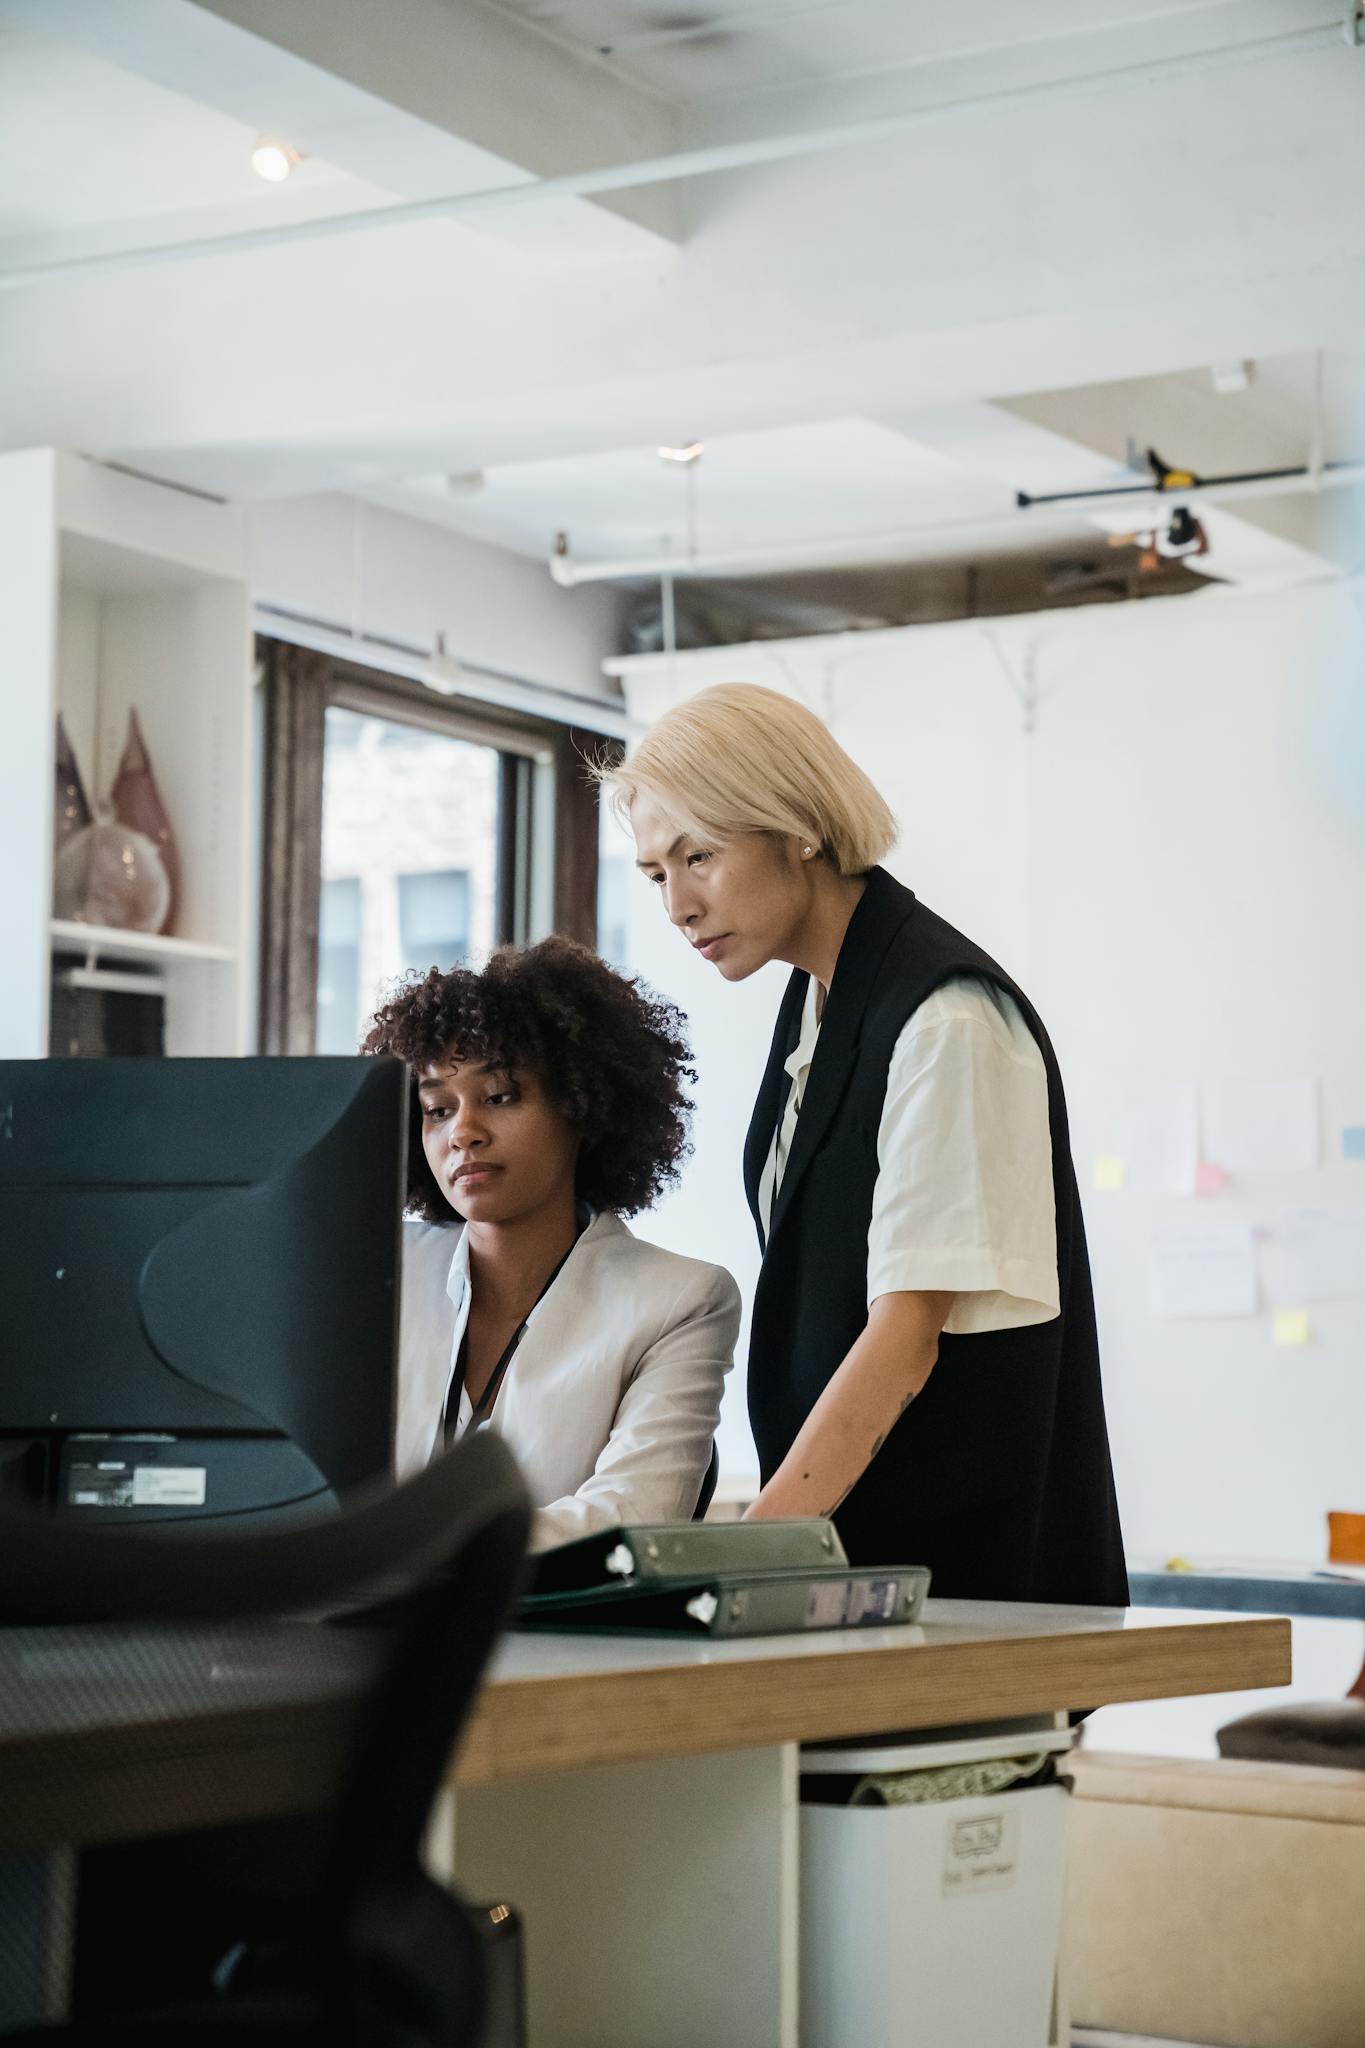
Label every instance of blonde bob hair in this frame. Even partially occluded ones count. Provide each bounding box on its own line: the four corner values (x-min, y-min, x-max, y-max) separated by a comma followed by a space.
601, 683, 897, 877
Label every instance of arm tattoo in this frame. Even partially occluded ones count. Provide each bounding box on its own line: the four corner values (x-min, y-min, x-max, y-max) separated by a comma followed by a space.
821, 1383, 922, 1516
869, 1390, 916, 1467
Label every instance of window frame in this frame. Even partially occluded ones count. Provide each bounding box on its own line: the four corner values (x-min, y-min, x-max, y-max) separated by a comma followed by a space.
256, 636, 609, 1054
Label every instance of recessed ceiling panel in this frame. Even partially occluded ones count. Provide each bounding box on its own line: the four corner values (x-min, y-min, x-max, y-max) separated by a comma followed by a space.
482, 0, 1318, 105
389, 414, 1022, 564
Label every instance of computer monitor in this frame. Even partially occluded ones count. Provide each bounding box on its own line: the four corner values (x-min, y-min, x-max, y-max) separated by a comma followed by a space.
0, 1057, 406, 1522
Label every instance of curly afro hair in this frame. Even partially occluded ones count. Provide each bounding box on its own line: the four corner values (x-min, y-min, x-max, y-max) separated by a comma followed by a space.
362, 936, 696, 1222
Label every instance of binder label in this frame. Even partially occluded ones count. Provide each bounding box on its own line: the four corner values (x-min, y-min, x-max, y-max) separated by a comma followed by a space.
804, 1574, 902, 1628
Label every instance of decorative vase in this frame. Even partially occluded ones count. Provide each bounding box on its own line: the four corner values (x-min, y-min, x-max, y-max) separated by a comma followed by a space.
53, 807, 172, 934
53, 712, 93, 867
109, 709, 180, 935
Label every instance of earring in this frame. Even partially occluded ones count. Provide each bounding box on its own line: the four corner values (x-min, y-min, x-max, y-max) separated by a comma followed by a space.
801, 845, 815, 859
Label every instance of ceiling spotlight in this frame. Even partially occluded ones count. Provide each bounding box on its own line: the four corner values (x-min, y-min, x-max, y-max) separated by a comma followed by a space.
657, 442, 703, 465
1156, 507, 1209, 559
1104, 507, 1210, 567
251, 138, 300, 184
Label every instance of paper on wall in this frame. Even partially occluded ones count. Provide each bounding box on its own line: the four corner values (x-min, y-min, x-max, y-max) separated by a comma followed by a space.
1279, 1204, 1365, 1302
1273, 1310, 1313, 1347
1147, 1222, 1258, 1319
1119, 1080, 1199, 1197
1201, 1079, 1318, 1174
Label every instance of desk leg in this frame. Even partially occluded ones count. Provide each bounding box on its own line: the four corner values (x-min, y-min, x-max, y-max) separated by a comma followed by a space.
1050, 1945, 1070, 2048
439, 1744, 799, 2048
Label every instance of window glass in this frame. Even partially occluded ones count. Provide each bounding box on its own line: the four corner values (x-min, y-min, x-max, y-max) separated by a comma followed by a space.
398, 868, 470, 977
316, 875, 362, 1055
318, 707, 499, 1050
596, 794, 630, 969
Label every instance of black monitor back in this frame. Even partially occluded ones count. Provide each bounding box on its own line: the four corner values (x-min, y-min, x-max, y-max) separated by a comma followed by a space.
0, 1057, 405, 1521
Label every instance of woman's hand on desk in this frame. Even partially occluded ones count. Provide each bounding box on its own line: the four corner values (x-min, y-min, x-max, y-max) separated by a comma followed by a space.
742, 1290, 954, 1522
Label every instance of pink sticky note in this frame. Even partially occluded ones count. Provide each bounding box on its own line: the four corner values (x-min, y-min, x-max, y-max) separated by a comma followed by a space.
1195, 1162, 1228, 1195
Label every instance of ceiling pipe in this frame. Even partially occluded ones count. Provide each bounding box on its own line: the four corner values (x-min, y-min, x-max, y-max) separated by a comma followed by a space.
1015, 456, 1365, 512
1015, 456, 1365, 514
548, 459, 1365, 587
550, 507, 1058, 585
0, 18, 1358, 292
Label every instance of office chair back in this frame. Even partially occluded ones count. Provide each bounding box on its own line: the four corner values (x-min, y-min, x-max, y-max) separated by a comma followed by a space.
340, 1489, 530, 2047
0, 1432, 532, 2047
693, 1442, 720, 1520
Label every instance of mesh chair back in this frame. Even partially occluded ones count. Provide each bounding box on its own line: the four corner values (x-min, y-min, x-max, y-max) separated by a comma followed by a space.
0, 1434, 532, 2047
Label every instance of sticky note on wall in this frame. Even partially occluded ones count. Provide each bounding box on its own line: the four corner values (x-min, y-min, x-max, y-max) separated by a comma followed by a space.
1344, 1127, 1365, 1161
1195, 1162, 1228, 1195
1093, 1156, 1125, 1192
1273, 1310, 1313, 1347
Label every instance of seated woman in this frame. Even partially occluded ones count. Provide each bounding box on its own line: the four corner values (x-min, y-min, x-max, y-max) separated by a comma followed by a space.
364, 937, 739, 1550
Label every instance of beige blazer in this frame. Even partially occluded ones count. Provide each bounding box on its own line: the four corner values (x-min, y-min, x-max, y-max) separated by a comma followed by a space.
396, 1210, 739, 1550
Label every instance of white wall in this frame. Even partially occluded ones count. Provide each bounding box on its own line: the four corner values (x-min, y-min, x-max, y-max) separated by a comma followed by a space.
248, 492, 626, 704
616, 584, 1365, 1581
0, 449, 58, 1061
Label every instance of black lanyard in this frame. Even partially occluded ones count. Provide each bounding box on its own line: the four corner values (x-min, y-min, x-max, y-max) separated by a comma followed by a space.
443, 1231, 582, 1444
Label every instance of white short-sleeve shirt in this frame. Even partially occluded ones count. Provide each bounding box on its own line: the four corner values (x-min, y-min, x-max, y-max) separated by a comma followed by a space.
759, 974, 1059, 1338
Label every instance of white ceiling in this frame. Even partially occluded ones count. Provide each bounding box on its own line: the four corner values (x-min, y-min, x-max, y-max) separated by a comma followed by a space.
0, 0, 1362, 592
485, 0, 1327, 105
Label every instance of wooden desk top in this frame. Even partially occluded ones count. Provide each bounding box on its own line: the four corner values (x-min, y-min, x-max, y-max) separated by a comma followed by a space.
0, 1600, 1289, 1856
463, 1599, 1289, 1783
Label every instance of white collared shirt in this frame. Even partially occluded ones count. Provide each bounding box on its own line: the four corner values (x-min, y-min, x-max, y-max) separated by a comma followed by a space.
756, 978, 823, 1238
396, 1209, 739, 1550
430, 1221, 478, 1441
760, 974, 1059, 1336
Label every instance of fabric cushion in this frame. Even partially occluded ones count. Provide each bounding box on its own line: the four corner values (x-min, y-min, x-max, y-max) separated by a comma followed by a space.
1218, 1699, 1365, 1771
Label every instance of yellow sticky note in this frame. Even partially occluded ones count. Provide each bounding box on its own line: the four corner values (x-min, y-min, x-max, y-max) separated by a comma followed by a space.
1092, 1156, 1125, 1192
1274, 1310, 1313, 1347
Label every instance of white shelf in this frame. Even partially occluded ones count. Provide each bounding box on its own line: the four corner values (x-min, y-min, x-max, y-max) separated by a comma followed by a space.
49, 919, 237, 966
3, 449, 253, 1058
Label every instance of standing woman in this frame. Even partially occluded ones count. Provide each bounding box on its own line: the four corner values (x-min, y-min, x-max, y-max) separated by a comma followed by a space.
607, 683, 1126, 1606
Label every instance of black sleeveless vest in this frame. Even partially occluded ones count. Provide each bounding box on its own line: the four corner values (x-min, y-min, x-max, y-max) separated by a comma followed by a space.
743, 867, 1127, 1607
